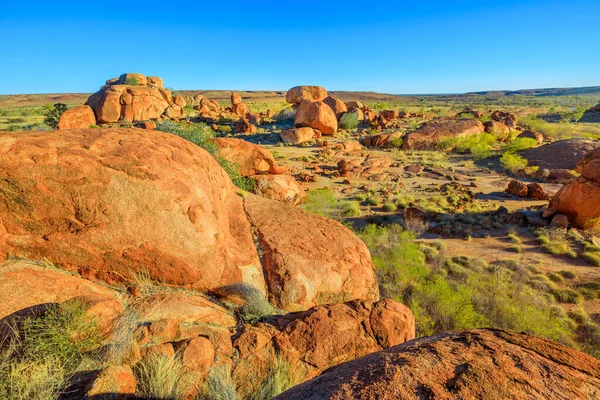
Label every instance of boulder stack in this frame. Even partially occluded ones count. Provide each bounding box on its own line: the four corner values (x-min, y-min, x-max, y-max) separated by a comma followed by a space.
85, 73, 185, 123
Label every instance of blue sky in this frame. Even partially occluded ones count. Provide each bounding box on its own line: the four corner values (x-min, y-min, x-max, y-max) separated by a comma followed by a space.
1, 0, 598, 94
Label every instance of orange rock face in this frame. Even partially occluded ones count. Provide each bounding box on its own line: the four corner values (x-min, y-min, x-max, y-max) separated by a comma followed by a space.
0, 129, 264, 293
402, 119, 484, 150
0, 259, 122, 333
57, 105, 97, 129
275, 329, 600, 400
544, 148, 600, 228
87, 366, 137, 398
231, 92, 242, 105
250, 174, 307, 205
232, 102, 249, 116
295, 100, 338, 135
285, 86, 328, 105
521, 139, 600, 170
211, 137, 284, 176
517, 130, 544, 145
323, 95, 348, 118
233, 299, 414, 396
243, 194, 379, 311
280, 127, 320, 144
361, 132, 403, 148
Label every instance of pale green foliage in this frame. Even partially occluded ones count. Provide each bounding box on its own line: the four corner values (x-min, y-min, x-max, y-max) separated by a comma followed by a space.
339, 112, 359, 129
155, 120, 255, 191
246, 358, 296, 400
500, 152, 528, 174
135, 354, 196, 400
201, 365, 239, 400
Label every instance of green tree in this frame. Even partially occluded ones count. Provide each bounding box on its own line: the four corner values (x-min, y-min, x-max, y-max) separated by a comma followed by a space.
43, 103, 67, 129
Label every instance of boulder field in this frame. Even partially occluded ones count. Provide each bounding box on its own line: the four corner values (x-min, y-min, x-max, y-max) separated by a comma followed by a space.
275, 329, 600, 400
0, 127, 417, 398
0, 128, 377, 311
402, 118, 485, 150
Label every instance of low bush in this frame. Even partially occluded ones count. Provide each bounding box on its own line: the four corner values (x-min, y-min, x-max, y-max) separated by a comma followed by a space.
339, 112, 359, 129
499, 152, 528, 174
135, 353, 196, 399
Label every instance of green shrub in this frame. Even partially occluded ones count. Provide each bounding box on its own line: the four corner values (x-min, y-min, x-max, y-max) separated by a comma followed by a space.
582, 251, 600, 266
217, 125, 233, 134
155, 121, 255, 191
503, 137, 537, 152
135, 354, 196, 399
0, 300, 102, 399
247, 358, 296, 400
499, 152, 528, 174
383, 202, 398, 212
301, 188, 338, 218
551, 288, 583, 304
547, 272, 564, 283
339, 112, 359, 130
558, 270, 576, 279
42, 103, 67, 129
21, 300, 101, 368
202, 365, 239, 400
124, 77, 140, 86
341, 201, 361, 217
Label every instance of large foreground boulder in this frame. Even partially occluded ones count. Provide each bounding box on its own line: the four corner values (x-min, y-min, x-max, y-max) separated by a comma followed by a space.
521, 139, 600, 170
243, 194, 379, 311
544, 148, 600, 228
295, 100, 338, 135
0, 128, 265, 294
276, 329, 600, 400
402, 119, 484, 150
211, 137, 284, 176
286, 86, 328, 105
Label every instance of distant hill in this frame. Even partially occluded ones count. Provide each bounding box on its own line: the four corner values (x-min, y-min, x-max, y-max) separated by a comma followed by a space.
467, 86, 600, 97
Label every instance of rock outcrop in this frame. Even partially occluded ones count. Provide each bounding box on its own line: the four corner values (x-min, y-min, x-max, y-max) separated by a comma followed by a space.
243, 194, 379, 311
275, 329, 600, 400
361, 132, 403, 148
0, 129, 265, 293
85, 73, 184, 123
402, 119, 484, 150
57, 105, 97, 129
506, 180, 548, 200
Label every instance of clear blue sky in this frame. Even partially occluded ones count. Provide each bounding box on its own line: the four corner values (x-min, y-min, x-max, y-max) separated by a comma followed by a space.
1, 0, 599, 94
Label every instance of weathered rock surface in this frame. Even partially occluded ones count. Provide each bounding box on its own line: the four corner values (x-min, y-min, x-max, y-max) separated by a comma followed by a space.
323, 95, 348, 118
286, 86, 327, 105
280, 127, 320, 144
544, 176, 600, 228
522, 139, 600, 170
506, 180, 548, 200
250, 174, 307, 205
57, 105, 97, 129
233, 299, 415, 396
211, 137, 284, 176
483, 120, 512, 140
87, 366, 136, 399
361, 132, 403, 148
275, 329, 600, 400
295, 100, 338, 135
243, 194, 379, 311
402, 119, 484, 150
0, 259, 122, 331
0, 129, 264, 293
